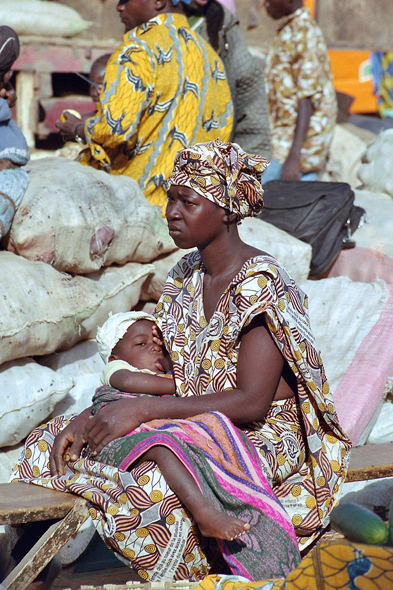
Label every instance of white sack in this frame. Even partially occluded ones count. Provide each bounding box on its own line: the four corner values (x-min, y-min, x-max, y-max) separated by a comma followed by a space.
239, 217, 312, 283
7, 158, 176, 274
357, 129, 393, 197
303, 276, 388, 394
0, 251, 153, 365
322, 123, 375, 188
0, 358, 73, 448
51, 373, 101, 418
39, 339, 104, 417
353, 188, 393, 259
39, 339, 103, 375
0, 1, 92, 38
303, 276, 392, 444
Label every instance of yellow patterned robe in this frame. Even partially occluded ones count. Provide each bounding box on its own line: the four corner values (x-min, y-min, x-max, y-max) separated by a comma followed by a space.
79, 14, 234, 209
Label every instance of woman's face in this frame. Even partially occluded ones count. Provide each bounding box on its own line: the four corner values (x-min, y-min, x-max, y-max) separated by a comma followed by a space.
166, 185, 226, 250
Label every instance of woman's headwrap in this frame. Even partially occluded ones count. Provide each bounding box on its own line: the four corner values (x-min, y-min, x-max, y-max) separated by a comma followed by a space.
0, 26, 19, 75
96, 311, 157, 364
165, 140, 269, 221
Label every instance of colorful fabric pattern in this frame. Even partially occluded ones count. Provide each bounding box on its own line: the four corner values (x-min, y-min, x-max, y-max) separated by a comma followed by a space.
371, 52, 393, 118
264, 7, 337, 172
166, 140, 268, 220
155, 251, 351, 548
196, 539, 393, 590
13, 416, 210, 582
95, 410, 301, 580
78, 14, 233, 209
13, 406, 299, 582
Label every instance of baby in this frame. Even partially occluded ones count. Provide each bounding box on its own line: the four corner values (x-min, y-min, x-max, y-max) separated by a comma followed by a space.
93, 311, 250, 541
95, 311, 175, 398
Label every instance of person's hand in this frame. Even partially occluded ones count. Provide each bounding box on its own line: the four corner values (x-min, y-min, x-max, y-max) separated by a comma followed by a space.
55, 112, 82, 143
281, 152, 301, 181
84, 397, 148, 456
49, 408, 91, 476
0, 83, 17, 108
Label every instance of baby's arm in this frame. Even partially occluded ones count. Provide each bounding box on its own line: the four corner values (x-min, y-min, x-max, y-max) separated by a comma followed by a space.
109, 369, 176, 395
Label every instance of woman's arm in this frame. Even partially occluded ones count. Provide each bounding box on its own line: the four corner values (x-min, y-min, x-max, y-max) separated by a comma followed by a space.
85, 315, 285, 454
109, 370, 176, 395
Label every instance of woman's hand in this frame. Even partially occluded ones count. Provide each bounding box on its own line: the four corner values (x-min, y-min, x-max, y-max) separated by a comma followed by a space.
84, 397, 149, 456
49, 407, 92, 476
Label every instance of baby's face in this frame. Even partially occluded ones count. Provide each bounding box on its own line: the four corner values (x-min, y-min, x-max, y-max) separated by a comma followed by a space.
115, 320, 166, 374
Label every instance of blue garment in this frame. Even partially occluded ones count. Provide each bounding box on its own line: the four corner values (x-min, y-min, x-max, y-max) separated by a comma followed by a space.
0, 167, 29, 237
261, 158, 318, 184
0, 97, 29, 164
0, 97, 29, 237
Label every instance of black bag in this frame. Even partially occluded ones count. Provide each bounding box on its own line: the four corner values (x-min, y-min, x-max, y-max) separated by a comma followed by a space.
258, 180, 365, 276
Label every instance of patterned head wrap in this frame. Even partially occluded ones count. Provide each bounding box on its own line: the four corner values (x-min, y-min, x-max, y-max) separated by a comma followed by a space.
0, 26, 19, 75
96, 311, 157, 364
166, 140, 269, 221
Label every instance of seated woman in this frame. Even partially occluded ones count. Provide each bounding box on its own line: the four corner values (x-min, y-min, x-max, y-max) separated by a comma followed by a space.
12, 141, 351, 583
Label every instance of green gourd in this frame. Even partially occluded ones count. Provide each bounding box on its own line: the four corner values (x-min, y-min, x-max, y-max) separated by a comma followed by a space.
330, 503, 389, 545
389, 496, 393, 544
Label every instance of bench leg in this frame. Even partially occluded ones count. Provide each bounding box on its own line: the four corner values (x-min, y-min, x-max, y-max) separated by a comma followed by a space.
3, 499, 90, 590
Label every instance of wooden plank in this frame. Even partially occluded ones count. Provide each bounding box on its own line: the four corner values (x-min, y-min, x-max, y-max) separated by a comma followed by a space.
346, 442, 393, 482
2, 498, 90, 590
0, 482, 76, 525
15, 71, 35, 149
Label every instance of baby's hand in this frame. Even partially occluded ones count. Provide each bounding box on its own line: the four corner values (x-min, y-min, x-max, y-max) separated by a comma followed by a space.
152, 324, 164, 348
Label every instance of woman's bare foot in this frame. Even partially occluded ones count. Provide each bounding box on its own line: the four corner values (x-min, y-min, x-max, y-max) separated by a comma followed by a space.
193, 504, 250, 541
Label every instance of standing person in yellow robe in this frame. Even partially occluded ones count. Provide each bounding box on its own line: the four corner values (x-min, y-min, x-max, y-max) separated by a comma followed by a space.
57, 0, 233, 212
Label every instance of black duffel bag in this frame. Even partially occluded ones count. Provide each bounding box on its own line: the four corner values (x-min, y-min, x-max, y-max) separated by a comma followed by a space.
258, 180, 365, 276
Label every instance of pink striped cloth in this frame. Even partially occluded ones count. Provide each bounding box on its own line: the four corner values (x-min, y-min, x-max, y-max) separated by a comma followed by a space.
333, 285, 393, 445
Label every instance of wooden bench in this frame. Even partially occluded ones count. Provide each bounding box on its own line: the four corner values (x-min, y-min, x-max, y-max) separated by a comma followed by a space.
346, 441, 393, 482
0, 442, 391, 589
0, 482, 89, 590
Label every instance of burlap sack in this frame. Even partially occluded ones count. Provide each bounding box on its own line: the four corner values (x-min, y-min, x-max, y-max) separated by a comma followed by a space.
6, 158, 176, 273
0, 251, 153, 365
0, 358, 73, 448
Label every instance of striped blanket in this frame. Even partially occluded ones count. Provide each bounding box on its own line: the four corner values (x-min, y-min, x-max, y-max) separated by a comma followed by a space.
93, 387, 300, 580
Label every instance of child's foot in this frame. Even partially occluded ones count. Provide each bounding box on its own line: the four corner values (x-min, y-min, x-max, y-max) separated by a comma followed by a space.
193, 504, 250, 541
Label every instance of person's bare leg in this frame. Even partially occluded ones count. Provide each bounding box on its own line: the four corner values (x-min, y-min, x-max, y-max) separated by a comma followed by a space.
138, 446, 250, 541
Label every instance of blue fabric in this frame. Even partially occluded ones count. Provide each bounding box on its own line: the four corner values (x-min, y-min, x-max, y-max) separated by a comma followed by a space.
261, 159, 318, 184
0, 98, 29, 164
0, 168, 29, 237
